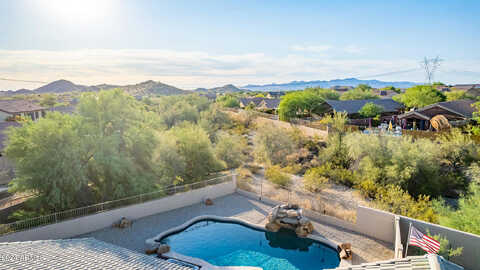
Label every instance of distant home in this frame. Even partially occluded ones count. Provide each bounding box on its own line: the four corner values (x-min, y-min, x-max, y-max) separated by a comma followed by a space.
330, 85, 354, 92
374, 90, 398, 99
239, 97, 281, 112
324, 99, 404, 119
398, 99, 475, 130
266, 91, 286, 99
0, 100, 46, 121
434, 85, 451, 92
452, 84, 480, 97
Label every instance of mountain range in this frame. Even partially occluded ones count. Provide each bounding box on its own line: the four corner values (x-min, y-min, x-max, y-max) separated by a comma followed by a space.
242, 78, 418, 91
1, 78, 418, 96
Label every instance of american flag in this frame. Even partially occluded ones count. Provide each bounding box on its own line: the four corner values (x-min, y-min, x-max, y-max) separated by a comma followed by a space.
408, 225, 441, 254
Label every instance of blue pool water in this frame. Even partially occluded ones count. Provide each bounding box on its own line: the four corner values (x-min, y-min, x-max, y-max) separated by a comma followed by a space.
158, 219, 340, 270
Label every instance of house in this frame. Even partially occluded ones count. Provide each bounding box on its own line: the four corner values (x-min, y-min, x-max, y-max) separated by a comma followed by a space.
374, 90, 398, 99
239, 97, 281, 112
434, 85, 451, 92
397, 99, 476, 130
0, 100, 46, 121
330, 86, 354, 92
239, 97, 267, 108
452, 84, 480, 97
266, 91, 286, 99
257, 98, 281, 112
324, 99, 404, 118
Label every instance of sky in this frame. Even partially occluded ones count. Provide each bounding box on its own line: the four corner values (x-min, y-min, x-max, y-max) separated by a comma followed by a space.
1, 0, 479, 90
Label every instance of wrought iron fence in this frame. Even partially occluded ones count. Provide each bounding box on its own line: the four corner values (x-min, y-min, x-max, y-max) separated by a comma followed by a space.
0, 174, 233, 236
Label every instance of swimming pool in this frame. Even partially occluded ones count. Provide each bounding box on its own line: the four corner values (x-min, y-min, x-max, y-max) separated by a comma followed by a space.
157, 219, 340, 270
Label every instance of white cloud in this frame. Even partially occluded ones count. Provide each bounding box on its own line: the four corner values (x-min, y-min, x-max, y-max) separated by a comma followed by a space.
0, 49, 478, 90
291, 45, 332, 53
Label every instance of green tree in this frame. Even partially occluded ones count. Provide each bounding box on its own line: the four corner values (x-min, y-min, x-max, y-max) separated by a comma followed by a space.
39, 94, 57, 107
359, 102, 384, 118
379, 86, 401, 94
253, 124, 297, 165
393, 85, 446, 108
6, 113, 91, 210
216, 95, 240, 108
306, 87, 341, 100
340, 85, 378, 100
214, 132, 247, 169
278, 91, 327, 121
167, 123, 225, 183
445, 90, 471, 101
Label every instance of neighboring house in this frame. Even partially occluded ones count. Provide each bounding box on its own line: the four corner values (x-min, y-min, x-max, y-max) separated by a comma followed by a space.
257, 98, 281, 112
397, 99, 476, 130
452, 84, 480, 97
239, 97, 281, 112
330, 86, 354, 92
434, 85, 451, 92
324, 99, 404, 118
0, 100, 46, 121
199, 92, 217, 101
239, 97, 266, 108
266, 91, 286, 99
374, 90, 398, 99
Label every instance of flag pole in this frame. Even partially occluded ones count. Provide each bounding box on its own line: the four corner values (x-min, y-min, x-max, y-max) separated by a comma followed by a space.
404, 222, 412, 257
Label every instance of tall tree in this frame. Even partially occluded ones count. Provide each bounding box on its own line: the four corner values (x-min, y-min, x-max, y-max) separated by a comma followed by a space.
393, 85, 446, 108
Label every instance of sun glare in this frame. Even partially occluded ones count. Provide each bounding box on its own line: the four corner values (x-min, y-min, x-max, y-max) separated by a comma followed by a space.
42, 0, 112, 23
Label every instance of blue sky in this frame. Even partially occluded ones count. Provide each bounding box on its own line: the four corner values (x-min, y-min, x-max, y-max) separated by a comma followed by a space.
1, 0, 479, 90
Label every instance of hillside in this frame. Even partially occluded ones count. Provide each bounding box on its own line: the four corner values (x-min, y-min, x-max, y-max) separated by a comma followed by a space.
119, 80, 187, 96
243, 78, 418, 91
194, 84, 245, 94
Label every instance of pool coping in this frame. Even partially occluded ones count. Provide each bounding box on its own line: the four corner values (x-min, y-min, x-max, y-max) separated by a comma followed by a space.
145, 215, 348, 270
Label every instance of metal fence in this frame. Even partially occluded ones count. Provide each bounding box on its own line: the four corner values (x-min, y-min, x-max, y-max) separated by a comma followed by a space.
0, 174, 233, 236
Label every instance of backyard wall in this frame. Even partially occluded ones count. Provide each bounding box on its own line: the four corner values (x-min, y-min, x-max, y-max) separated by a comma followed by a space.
399, 216, 480, 270
0, 179, 236, 242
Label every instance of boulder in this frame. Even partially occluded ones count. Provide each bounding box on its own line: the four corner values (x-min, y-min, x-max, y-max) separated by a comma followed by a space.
265, 222, 281, 232
113, 217, 132, 229
204, 198, 213, 206
156, 244, 170, 255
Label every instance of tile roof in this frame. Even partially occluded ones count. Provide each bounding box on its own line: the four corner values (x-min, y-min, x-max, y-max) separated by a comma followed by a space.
260, 98, 281, 109
325, 99, 404, 115
330, 255, 463, 270
0, 238, 194, 269
239, 97, 265, 107
0, 100, 46, 114
423, 99, 476, 118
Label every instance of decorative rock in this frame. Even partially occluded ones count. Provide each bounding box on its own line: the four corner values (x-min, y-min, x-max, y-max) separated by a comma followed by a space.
204, 198, 213, 206
156, 244, 170, 255
145, 248, 157, 255
265, 204, 314, 237
113, 217, 132, 229
339, 243, 352, 260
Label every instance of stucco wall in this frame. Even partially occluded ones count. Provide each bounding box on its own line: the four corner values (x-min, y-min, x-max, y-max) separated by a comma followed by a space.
0, 179, 236, 242
399, 216, 479, 270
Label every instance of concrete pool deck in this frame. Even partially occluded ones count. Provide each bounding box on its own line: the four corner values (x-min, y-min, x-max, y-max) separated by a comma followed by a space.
78, 193, 394, 265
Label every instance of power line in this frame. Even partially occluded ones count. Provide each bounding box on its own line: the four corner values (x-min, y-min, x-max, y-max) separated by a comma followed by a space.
356, 68, 420, 79
0, 77, 48, 84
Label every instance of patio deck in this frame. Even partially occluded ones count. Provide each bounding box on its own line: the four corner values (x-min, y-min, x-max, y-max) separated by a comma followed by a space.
78, 193, 394, 265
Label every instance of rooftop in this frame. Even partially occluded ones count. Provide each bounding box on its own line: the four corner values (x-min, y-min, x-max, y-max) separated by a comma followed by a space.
0, 100, 46, 114
325, 99, 404, 115
0, 238, 192, 269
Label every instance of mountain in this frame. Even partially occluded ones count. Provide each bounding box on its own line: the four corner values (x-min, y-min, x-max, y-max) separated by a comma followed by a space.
118, 80, 187, 96
34, 79, 95, 93
242, 78, 418, 91
194, 84, 246, 94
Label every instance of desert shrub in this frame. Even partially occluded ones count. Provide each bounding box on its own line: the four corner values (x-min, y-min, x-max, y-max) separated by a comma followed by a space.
435, 172, 480, 235
304, 163, 357, 187
199, 105, 233, 140
344, 131, 477, 198
253, 124, 297, 166
281, 164, 303, 175
374, 185, 438, 223
304, 167, 330, 191
237, 167, 253, 181
265, 165, 291, 187
356, 179, 379, 198
214, 132, 247, 169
